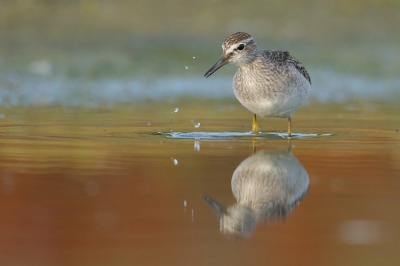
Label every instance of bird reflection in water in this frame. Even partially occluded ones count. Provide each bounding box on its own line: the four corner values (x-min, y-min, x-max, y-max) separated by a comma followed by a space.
204, 144, 309, 239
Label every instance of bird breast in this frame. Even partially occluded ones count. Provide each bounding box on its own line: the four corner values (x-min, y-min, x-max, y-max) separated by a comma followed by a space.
232, 60, 310, 118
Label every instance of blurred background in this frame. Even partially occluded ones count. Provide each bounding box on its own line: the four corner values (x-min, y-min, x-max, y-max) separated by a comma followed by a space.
1, 2, 400, 265
0, 0, 399, 106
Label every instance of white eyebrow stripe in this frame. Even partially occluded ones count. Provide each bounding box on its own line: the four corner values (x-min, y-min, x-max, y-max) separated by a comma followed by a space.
224, 37, 254, 54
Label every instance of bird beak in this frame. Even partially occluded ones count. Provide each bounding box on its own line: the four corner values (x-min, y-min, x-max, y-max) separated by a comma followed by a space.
204, 55, 229, 78
203, 195, 226, 216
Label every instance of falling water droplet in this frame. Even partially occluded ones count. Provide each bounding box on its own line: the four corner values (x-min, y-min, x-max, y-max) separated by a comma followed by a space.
193, 56, 196, 59
184, 200, 187, 207
172, 107, 179, 113
147, 122, 151, 126
171, 158, 178, 166
194, 122, 200, 128
185, 66, 188, 70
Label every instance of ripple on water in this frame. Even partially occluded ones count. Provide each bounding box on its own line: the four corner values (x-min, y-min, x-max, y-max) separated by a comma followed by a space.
156, 131, 332, 140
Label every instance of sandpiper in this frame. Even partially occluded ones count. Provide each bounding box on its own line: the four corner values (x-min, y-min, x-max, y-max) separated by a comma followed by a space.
204, 149, 309, 238
204, 32, 311, 136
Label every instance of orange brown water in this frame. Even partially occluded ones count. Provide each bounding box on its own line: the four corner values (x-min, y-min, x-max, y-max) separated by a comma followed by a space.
0, 101, 399, 266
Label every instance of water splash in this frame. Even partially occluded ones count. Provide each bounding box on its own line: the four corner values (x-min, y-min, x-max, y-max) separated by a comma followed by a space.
157, 131, 332, 140
171, 158, 178, 166
172, 107, 179, 113
194, 122, 200, 128
185, 66, 188, 70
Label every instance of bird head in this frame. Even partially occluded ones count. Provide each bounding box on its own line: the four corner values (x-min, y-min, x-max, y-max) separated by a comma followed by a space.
204, 32, 258, 78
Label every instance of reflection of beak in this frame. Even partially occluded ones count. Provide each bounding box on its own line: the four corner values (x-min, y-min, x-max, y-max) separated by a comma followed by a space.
203, 195, 225, 216
204, 55, 229, 78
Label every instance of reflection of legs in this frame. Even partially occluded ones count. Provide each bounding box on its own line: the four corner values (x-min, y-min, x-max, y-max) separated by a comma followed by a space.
287, 138, 292, 152
252, 114, 259, 134
288, 117, 292, 137
252, 139, 257, 154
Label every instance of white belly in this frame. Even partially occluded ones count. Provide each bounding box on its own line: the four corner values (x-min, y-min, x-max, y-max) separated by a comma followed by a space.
233, 74, 311, 118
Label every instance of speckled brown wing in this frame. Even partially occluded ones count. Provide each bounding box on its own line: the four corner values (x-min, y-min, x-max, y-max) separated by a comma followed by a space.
263, 50, 311, 85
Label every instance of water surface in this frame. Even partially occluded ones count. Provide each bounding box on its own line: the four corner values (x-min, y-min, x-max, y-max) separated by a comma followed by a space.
2, 1, 400, 265
0, 101, 399, 265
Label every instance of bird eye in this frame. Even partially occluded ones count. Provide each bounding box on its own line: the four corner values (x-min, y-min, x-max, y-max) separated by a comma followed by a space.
237, 44, 245, 50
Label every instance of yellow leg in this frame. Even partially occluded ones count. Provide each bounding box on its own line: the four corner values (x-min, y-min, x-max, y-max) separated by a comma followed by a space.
288, 117, 292, 137
252, 114, 259, 134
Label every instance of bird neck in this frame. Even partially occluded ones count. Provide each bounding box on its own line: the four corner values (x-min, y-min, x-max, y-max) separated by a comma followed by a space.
237, 54, 266, 74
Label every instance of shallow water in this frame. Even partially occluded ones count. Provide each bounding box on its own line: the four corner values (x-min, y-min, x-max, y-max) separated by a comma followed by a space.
2, 1, 400, 265
0, 101, 399, 266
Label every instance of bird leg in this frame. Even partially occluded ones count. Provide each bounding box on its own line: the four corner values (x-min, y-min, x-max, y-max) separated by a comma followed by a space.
252, 114, 259, 134
287, 117, 292, 137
